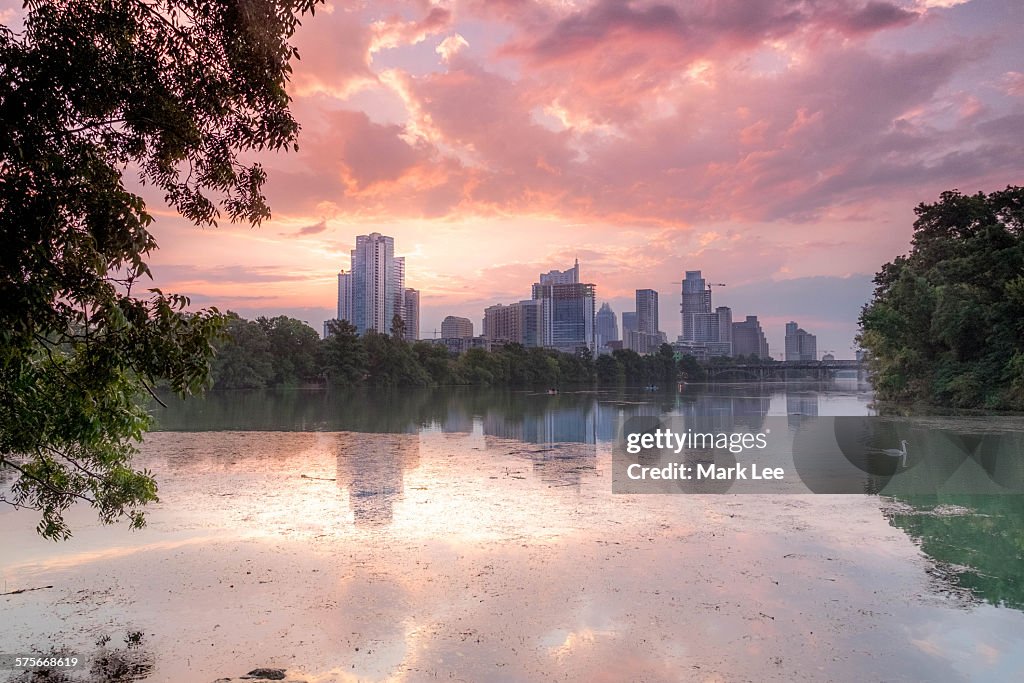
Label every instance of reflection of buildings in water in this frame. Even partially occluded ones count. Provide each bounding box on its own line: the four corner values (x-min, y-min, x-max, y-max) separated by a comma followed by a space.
438, 409, 474, 434
786, 392, 820, 429
335, 434, 421, 527
595, 401, 623, 443
483, 403, 597, 447
678, 393, 770, 433
596, 399, 667, 443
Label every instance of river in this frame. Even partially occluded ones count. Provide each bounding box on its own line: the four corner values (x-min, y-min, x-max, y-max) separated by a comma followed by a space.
1, 382, 1022, 682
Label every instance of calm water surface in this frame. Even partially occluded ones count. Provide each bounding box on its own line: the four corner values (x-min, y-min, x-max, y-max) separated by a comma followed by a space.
1, 383, 1022, 682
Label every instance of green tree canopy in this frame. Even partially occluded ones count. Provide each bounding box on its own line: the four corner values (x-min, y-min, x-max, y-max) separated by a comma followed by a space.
859, 187, 1024, 409
0, 0, 321, 538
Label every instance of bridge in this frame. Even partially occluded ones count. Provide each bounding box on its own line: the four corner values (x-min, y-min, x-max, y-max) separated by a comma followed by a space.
702, 360, 865, 382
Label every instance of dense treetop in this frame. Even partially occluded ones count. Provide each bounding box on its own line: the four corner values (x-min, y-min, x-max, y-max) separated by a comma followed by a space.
859, 187, 1024, 410
215, 316, 702, 390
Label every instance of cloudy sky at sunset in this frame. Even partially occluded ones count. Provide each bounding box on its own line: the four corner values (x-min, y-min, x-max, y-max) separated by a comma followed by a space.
12, 0, 1023, 355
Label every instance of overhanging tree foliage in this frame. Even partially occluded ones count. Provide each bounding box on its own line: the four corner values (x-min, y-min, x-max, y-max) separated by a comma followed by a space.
858, 187, 1024, 409
0, 0, 321, 539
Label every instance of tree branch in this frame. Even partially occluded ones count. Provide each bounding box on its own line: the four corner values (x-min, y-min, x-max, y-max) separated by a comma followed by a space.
1, 458, 97, 507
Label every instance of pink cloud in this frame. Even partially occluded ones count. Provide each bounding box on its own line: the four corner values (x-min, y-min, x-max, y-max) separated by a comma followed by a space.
235, 0, 1022, 232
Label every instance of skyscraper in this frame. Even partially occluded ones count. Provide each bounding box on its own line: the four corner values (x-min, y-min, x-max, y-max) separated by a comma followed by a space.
403, 288, 419, 342
715, 306, 733, 350
350, 232, 395, 335
595, 302, 619, 348
680, 270, 711, 341
732, 315, 769, 359
482, 305, 518, 343
337, 270, 353, 323
622, 312, 637, 336
678, 271, 731, 356
342, 232, 416, 336
392, 255, 406, 334
636, 289, 659, 335
532, 260, 596, 354
785, 322, 817, 361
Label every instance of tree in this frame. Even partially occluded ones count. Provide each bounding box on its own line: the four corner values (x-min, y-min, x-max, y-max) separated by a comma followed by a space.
612, 349, 648, 385
0, 0, 321, 538
363, 331, 431, 388
321, 320, 367, 387
653, 343, 678, 386
412, 341, 455, 385
390, 313, 407, 341
211, 313, 274, 389
596, 353, 624, 385
677, 354, 705, 381
859, 187, 1024, 409
259, 316, 320, 385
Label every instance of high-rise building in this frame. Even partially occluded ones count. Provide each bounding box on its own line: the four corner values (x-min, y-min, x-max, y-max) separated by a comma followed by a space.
622, 312, 637, 336
341, 233, 417, 337
483, 304, 519, 344
680, 270, 711, 341
482, 300, 543, 348
716, 306, 733, 346
678, 272, 731, 356
532, 261, 596, 354
595, 302, 619, 348
337, 271, 353, 323
519, 299, 542, 348
349, 233, 398, 335
731, 315, 769, 359
785, 322, 817, 361
441, 315, 474, 339
392, 256, 406, 334
403, 288, 419, 342
636, 289, 659, 335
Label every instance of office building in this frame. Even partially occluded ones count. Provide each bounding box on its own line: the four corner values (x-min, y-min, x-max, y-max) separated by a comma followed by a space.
622, 312, 637, 337
441, 315, 474, 339
731, 315, 770, 359
680, 270, 711, 341
716, 306, 732, 346
636, 289, 659, 335
532, 260, 596, 354
677, 270, 731, 356
519, 299, 542, 348
785, 322, 817, 361
595, 302, 619, 349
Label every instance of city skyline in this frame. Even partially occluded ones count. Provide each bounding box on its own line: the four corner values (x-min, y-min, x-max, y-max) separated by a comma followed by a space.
76, 0, 1022, 359
333, 238, 828, 359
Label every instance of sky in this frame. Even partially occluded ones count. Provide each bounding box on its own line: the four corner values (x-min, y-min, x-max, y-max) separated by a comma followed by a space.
10, 0, 1024, 357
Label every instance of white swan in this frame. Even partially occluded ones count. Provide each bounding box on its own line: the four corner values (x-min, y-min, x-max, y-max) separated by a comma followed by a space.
871, 439, 908, 468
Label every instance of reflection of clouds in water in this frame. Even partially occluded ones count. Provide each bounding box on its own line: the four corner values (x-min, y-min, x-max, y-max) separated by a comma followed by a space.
335, 433, 420, 527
